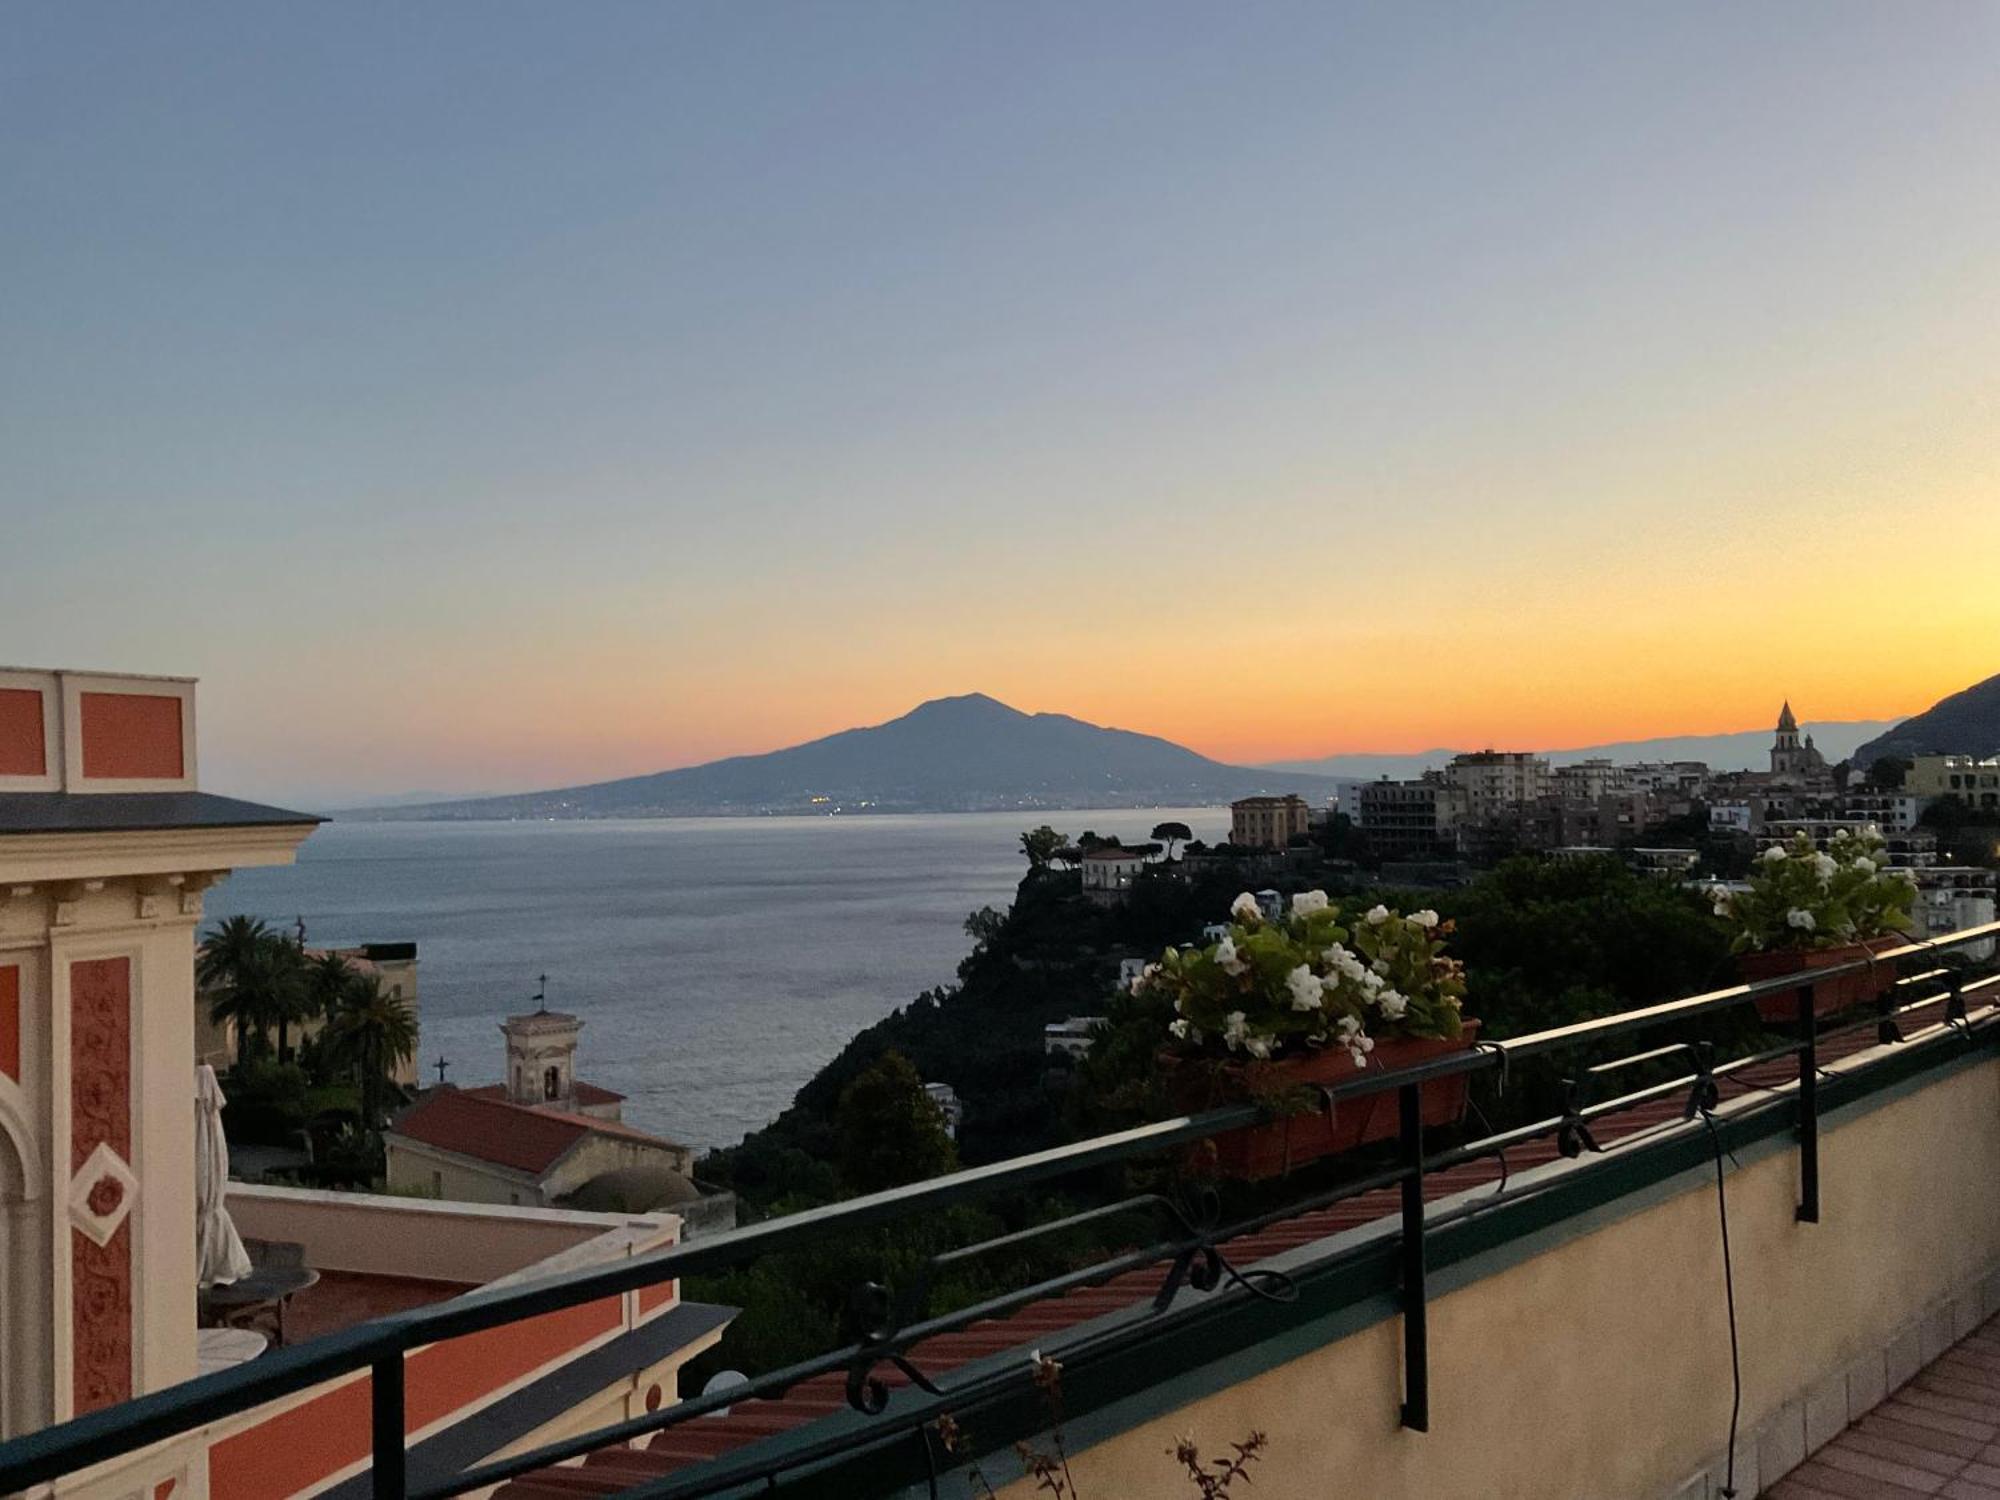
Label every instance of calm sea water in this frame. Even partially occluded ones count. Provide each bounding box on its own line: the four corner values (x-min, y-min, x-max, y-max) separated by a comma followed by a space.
208, 809, 1228, 1152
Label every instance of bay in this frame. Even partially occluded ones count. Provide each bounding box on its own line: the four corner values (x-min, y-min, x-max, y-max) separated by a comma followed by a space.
207, 808, 1229, 1152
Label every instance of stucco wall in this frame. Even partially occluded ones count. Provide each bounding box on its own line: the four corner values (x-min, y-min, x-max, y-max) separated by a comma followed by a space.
994, 1052, 2000, 1500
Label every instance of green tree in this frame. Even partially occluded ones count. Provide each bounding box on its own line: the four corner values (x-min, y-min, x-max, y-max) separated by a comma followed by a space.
1019, 825, 1066, 870
833, 1050, 957, 1194
1868, 755, 1911, 791
199, 917, 309, 1061
963, 905, 1007, 947
323, 975, 418, 1130
1150, 821, 1193, 859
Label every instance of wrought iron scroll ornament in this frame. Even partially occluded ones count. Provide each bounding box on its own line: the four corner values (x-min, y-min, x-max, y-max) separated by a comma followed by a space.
843, 1282, 944, 1416
1152, 1185, 1297, 1313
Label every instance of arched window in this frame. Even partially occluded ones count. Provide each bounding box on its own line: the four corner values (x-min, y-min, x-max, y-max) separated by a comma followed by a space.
543, 1065, 560, 1101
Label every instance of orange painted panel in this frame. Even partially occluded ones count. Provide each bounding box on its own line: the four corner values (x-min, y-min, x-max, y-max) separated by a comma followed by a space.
0, 965, 17, 1083
406, 1296, 623, 1429
207, 1372, 373, 1500
638, 1278, 678, 1316
78, 692, 183, 780
0, 689, 45, 775
207, 1296, 624, 1500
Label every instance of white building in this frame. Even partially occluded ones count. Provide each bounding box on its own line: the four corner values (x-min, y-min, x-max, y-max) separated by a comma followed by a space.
1042, 1018, 1102, 1060
1079, 847, 1146, 904
1446, 752, 1552, 816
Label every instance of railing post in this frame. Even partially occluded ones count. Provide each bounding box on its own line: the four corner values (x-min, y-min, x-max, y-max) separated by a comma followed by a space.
372, 1350, 406, 1499
1796, 983, 1819, 1224
1397, 1080, 1428, 1432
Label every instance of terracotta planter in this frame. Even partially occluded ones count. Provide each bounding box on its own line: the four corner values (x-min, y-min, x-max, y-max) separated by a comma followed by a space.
1167, 1021, 1480, 1181
1740, 936, 1901, 1023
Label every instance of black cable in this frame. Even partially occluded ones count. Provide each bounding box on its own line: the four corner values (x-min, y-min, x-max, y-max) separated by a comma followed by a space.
1700, 1109, 1743, 1499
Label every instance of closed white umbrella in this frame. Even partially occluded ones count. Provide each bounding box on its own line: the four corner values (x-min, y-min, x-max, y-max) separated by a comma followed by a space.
196, 1064, 252, 1289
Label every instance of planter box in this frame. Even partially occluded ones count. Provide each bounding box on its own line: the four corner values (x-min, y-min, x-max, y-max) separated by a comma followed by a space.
1168, 1021, 1480, 1181
1741, 936, 1902, 1023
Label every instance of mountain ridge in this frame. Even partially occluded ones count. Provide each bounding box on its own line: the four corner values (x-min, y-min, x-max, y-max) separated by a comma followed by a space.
1852, 674, 2000, 766
346, 693, 1339, 820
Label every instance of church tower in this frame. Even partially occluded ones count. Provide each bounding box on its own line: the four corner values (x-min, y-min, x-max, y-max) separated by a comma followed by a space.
1770, 700, 1802, 776
500, 983, 583, 1110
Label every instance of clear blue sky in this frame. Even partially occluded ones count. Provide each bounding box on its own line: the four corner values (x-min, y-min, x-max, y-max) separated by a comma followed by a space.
5, 4, 1996, 804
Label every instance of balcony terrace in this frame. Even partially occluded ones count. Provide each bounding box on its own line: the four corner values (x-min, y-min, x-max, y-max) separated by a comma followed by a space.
3, 923, 1999, 1500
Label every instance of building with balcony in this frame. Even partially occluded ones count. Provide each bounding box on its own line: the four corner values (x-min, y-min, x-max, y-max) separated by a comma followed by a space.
1228, 795, 1311, 850
1910, 753, 2000, 811
1078, 846, 1146, 904
1356, 775, 1465, 859
6, 668, 2000, 1500
0, 666, 732, 1494
1445, 750, 1552, 816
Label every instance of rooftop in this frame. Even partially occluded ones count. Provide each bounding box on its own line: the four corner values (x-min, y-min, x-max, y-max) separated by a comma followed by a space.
389, 1087, 675, 1175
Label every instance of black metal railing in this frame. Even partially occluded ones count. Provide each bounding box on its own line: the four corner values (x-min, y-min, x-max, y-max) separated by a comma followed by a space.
1, 921, 1997, 1500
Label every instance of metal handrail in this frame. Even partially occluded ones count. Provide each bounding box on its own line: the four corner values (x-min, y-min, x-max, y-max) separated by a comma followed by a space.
0, 918, 1994, 1496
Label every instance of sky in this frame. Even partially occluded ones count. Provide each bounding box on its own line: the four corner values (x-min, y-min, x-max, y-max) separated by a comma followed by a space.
4, 3, 1996, 804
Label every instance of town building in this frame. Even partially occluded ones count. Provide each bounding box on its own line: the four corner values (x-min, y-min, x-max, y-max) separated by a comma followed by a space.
924, 1081, 964, 1138
1042, 1017, 1101, 1059
1229, 794, 1311, 849
1549, 759, 1625, 801
1840, 787, 1923, 833
1356, 775, 1465, 859
0, 665, 733, 1493
1910, 754, 2000, 811
1445, 751, 1552, 817
1078, 845, 1146, 904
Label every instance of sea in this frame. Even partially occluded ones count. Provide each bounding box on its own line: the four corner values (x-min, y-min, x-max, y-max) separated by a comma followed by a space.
208, 808, 1230, 1152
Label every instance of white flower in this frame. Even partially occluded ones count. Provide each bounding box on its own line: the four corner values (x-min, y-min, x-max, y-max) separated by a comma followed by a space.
1168, 1017, 1191, 1041
1713, 901, 1731, 918
1243, 1034, 1273, 1060
1896, 867, 1919, 886
1851, 857, 1875, 875
1229, 892, 1262, 923
1812, 854, 1837, 882
1371, 958, 1391, 975
1361, 967, 1385, 992
1285, 965, 1323, 1012
1410, 909, 1439, 929
1364, 904, 1391, 925
1215, 936, 1247, 976
1291, 889, 1329, 916
1786, 908, 1817, 932
1129, 962, 1160, 993
1222, 1010, 1250, 1051
1762, 844, 1790, 864
1335, 1014, 1364, 1039
1377, 988, 1409, 1020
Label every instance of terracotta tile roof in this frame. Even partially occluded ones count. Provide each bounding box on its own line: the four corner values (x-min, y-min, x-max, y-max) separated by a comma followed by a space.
393, 1089, 680, 1177
492, 993, 1961, 1499
390, 1091, 595, 1175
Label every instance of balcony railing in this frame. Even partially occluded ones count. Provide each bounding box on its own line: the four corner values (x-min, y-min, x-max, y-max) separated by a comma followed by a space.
2, 921, 1998, 1499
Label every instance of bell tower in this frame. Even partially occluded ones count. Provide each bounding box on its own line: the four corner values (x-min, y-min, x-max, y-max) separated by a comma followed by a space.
500, 976, 582, 1109
1771, 701, 1802, 777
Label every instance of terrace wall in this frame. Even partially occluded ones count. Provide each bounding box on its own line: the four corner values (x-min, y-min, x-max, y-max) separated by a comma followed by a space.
996, 1050, 2000, 1500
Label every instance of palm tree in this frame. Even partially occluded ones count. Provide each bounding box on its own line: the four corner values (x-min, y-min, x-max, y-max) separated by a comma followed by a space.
304, 950, 355, 1023
261, 935, 312, 1065
324, 976, 417, 1131
199, 916, 277, 1061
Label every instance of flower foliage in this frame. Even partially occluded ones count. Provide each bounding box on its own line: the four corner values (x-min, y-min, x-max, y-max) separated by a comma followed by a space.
1136, 891, 1466, 1068
1709, 827, 1915, 954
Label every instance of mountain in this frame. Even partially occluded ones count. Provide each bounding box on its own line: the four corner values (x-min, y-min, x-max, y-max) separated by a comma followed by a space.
1267, 718, 1903, 781
350, 694, 1339, 820
1852, 674, 2000, 766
